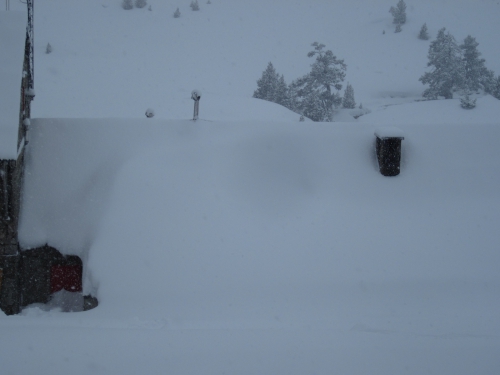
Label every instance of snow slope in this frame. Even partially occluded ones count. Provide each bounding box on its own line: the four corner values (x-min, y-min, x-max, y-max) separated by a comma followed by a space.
26, 0, 500, 121
1, 1, 500, 374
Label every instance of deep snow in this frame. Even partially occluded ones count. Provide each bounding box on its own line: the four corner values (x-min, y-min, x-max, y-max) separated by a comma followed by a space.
8, 118, 500, 375
1, 1, 500, 374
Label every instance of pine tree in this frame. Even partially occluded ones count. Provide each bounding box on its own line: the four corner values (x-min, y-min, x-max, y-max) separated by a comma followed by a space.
122, 0, 133, 10
45, 43, 52, 54
290, 42, 346, 121
395, 23, 402, 33
342, 83, 356, 108
492, 75, 500, 100
481, 69, 496, 94
190, 0, 200, 11
418, 23, 429, 40
135, 0, 147, 8
389, 0, 406, 25
460, 92, 476, 109
460, 35, 490, 93
274, 74, 289, 107
253, 62, 280, 102
174, 7, 181, 18
419, 28, 465, 99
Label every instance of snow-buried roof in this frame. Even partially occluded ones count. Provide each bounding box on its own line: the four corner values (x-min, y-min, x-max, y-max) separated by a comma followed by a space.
0, 11, 26, 159
18, 119, 500, 322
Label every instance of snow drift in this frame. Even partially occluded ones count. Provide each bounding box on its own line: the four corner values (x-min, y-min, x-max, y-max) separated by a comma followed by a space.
18, 119, 500, 324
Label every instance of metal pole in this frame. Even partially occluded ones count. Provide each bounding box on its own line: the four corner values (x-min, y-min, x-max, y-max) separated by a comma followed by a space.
191, 90, 201, 121
26, 0, 34, 91
193, 100, 199, 120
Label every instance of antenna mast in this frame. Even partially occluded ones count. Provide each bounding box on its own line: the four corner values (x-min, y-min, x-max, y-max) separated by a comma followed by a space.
26, 0, 34, 90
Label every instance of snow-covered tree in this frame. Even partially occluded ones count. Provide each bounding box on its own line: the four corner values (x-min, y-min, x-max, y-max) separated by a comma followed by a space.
460, 35, 491, 93
492, 75, 500, 100
395, 23, 402, 33
274, 74, 289, 107
135, 0, 147, 8
418, 23, 429, 40
174, 7, 181, 18
389, 0, 406, 25
190, 0, 200, 11
122, 0, 133, 10
419, 28, 465, 99
253, 63, 290, 108
253, 62, 279, 102
482, 69, 496, 95
45, 43, 53, 54
342, 83, 356, 108
289, 42, 346, 121
460, 92, 476, 109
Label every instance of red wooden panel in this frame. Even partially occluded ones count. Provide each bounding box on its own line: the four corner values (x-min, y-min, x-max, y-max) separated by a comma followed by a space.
50, 265, 82, 294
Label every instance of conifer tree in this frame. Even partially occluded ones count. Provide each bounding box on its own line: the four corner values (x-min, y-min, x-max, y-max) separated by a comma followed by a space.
135, 0, 147, 8
342, 83, 356, 109
389, 0, 406, 25
274, 75, 289, 107
174, 7, 181, 18
460, 92, 476, 109
122, 0, 133, 10
190, 0, 200, 11
290, 42, 346, 121
418, 23, 429, 40
395, 23, 402, 33
253, 62, 280, 102
492, 75, 500, 100
419, 28, 465, 99
460, 35, 490, 92
253, 64, 291, 108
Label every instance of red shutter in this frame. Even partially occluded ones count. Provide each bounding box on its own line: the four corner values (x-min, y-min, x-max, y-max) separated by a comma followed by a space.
50, 265, 83, 294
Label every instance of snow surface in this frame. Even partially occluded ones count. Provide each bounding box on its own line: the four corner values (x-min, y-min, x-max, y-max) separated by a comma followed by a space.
374, 126, 405, 139
0, 11, 27, 158
1, 1, 500, 374
10, 118, 500, 375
